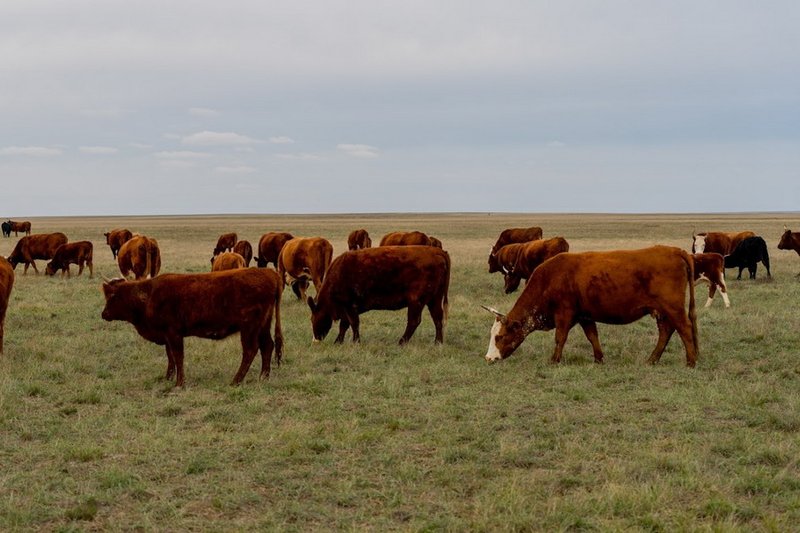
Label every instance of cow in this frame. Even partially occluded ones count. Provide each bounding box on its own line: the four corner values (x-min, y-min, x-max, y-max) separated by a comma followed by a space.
487, 243, 527, 275
502, 237, 570, 294
213, 232, 238, 257
692, 253, 730, 308
307, 246, 450, 344
7, 232, 68, 274
490, 226, 543, 255
255, 232, 294, 268
104, 229, 133, 259
483, 246, 699, 367
724, 236, 771, 279
7, 221, 32, 237
233, 240, 253, 266
45, 241, 94, 278
778, 227, 800, 275
211, 252, 246, 271
379, 231, 432, 246
0, 257, 13, 354
1, 221, 10, 238
347, 229, 372, 250
429, 236, 443, 248
277, 237, 333, 300
691, 231, 756, 255
101, 268, 284, 387
117, 235, 161, 280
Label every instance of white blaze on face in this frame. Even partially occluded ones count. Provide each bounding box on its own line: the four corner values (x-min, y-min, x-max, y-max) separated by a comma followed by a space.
484, 319, 503, 362
693, 235, 706, 253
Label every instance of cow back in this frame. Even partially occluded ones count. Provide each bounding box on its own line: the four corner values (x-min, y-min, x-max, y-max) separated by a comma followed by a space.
279, 237, 333, 280
212, 252, 247, 271
10, 232, 68, 262
492, 226, 543, 253
347, 229, 372, 250
256, 232, 294, 267
233, 240, 253, 266
379, 231, 431, 247
512, 237, 570, 279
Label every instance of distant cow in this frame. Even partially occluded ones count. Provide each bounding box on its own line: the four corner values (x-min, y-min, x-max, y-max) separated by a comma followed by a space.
724, 236, 771, 279
233, 240, 253, 266
487, 243, 527, 275
45, 241, 94, 278
379, 231, 432, 247
347, 229, 372, 250
490, 226, 543, 255
778, 227, 800, 276
7, 232, 68, 274
308, 246, 450, 344
278, 237, 333, 300
104, 229, 133, 259
502, 237, 570, 294
255, 232, 294, 268
0, 257, 14, 354
693, 253, 730, 308
429, 236, 443, 248
118, 235, 161, 280
1, 221, 10, 238
483, 246, 698, 367
7, 221, 32, 237
211, 252, 246, 271
213, 232, 238, 256
691, 231, 756, 255
101, 268, 284, 387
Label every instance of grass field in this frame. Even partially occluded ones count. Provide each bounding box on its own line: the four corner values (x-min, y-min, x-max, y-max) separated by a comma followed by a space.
1, 212, 799, 531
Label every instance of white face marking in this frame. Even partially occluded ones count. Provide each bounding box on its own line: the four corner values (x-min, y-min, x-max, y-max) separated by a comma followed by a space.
484, 319, 503, 362
693, 235, 706, 253
721, 290, 731, 308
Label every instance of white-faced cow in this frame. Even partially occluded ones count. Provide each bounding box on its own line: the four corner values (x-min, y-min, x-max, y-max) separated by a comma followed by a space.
691, 231, 755, 255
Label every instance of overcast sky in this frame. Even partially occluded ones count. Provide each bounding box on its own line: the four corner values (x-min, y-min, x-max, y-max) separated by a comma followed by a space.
1, 0, 799, 216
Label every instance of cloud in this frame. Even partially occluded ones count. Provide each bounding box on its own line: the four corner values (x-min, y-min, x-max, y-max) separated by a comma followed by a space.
215, 165, 257, 174
188, 107, 220, 118
275, 152, 322, 160
0, 146, 62, 157
337, 143, 379, 158
181, 131, 261, 146
154, 150, 211, 159
79, 146, 118, 154
269, 136, 295, 144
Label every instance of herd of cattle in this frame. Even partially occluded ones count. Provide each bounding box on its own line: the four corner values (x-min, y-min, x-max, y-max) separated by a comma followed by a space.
1, 221, 800, 388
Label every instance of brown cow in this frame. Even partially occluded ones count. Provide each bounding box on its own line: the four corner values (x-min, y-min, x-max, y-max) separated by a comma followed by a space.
213, 232, 238, 256
45, 241, 94, 278
233, 240, 253, 266
429, 236, 443, 248
277, 237, 333, 300
490, 226, 543, 254
255, 232, 294, 268
502, 237, 570, 294
693, 253, 730, 308
104, 229, 133, 259
487, 243, 527, 275
0, 257, 13, 354
691, 231, 755, 255
7, 232, 68, 274
117, 235, 161, 280
778, 227, 800, 275
308, 246, 450, 344
101, 268, 284, 387
7, 221, 32, 236
347, 229, 372, 250
483, 246, 698, 367
379, 231, 432, 246
211, 252, 246, 271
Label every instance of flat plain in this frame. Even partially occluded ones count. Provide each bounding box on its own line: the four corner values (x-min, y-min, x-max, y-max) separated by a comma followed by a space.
1, 212, 799, 531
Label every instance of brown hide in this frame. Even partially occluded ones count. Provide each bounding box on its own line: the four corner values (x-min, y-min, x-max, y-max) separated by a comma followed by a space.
692, 253, 729, 308
10, 221, 32, 236
101, 268, 283, 387
778, 229, 800, 275
211, 252, 246, 271
308, 246, 450, 344
277, 237, 333, 300
503, 237, 570, 294
347, 229, 372, 250
0, 257, 13, 354
379, 231, 432, 246
45, 241, 94, 278
117, 235, 161, 280
692, 231, 755, 255
233, 240, 253, 266
214, 232, 238, 255
429, 236, 443, 248
487, 243, 526, 274
7, 232, 68, 274
104, 229, 133, 259
256, 232, 294, 268
490, 226, 543, 254
485, 246, 698, 367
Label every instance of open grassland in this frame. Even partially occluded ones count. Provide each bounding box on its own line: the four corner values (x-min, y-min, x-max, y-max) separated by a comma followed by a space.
1, 212, 800, 531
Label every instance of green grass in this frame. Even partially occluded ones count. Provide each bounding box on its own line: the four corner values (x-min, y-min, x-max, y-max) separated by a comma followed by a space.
1, 212, 800, 530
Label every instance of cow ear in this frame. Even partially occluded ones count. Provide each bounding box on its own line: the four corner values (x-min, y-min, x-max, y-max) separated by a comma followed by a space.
307, 296, 316, 312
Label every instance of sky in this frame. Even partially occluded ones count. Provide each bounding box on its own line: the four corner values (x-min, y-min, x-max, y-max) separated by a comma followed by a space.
1, 0, 799, 216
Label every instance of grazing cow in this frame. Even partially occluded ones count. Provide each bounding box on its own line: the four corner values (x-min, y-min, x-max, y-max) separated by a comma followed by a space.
104, 229, 133, 259
255, 232, 294, 268
0, 257, 13, 354
308, 246, 450, 344
101, 268, 284, 387
483, 246, 698, 367
45, 241, 94, 278
347, 229, 372, 250
490, 226, 543, 255
7, 232, 68, 274
277, 237, 333, 300
502, 237, 570, 294
7, 221, 32, 237
724, 236, 771, 279
487, 243, 527, 275
233, 240, 253, 266
117, 235, 161, 280
778, 227, 800, 275
691, 231, 756, 255
379, 231, 432, 246
211, 252, 246, 271
1, 221, 10, 238
693, 253, 730, 308
213, 232, 238, 256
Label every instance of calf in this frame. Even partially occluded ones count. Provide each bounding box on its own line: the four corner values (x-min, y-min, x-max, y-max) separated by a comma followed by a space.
213, 232, 238, 256
277, 237, 333, 300
117, 235, 161, 280
233, 240, 253, 266
45, 241, 94, 278
693, 253, 730, 308
724, 236, 771, 279
104, 229, 133, 259
211, 252, 246, 271
7, 232, 68, 274
347, 229, 372, 250
255, 232, 294, 268
503, 237, 570, 294
0, 257, 14, 354
777, 227, 800, 276
101, 268, 284, 387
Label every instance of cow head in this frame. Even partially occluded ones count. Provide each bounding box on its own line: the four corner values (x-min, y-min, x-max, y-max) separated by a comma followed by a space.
481, 306, 529, 362
44, 261, 58, 276
778, 227, 794, 250
692, 233, 706, 254
101, 278, 145, 322
503, 272, 522, 294
307, 297, 332, 341
487, 248, 501, 273
104, 232, 111, 244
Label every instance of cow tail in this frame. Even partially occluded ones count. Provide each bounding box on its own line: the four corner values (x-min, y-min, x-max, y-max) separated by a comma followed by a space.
762, 239, 771, 276
273, 275, 284, 360
442, 251, 451, 322
683, 251, 699, 358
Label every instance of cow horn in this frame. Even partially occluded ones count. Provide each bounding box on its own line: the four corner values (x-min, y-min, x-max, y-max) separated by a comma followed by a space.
480, 305, 506, 319
102, 275, 113, 283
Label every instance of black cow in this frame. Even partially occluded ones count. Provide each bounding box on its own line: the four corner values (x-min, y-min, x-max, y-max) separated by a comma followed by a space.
724, 236, 771, 279
1, 221, 10, 238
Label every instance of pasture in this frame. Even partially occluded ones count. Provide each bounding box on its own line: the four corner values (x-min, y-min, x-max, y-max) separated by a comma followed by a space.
1, 212, 799, 531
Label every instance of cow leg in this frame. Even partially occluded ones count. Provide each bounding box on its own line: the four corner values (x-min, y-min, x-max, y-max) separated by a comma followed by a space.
737, 267, 744, 280
550, 325, 571, 364
77, 261, 84, 276
23, 263, 29, 275
30, 261, 38, 275
87, 261, 93, 279
232, 328, 259, 385
164, 346, 176, 381
674, 318, 698, 368
334, 318, 350, 344
647, 318, 674, 364
705, 282, 716, 308
165, 336, 184, 386
258, 321, 275, 378
427, 300, 445, 344
749, 263, 757, 279
578, 320, 604, 363
346, 310, 361, 343
399, 303, 424, 345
